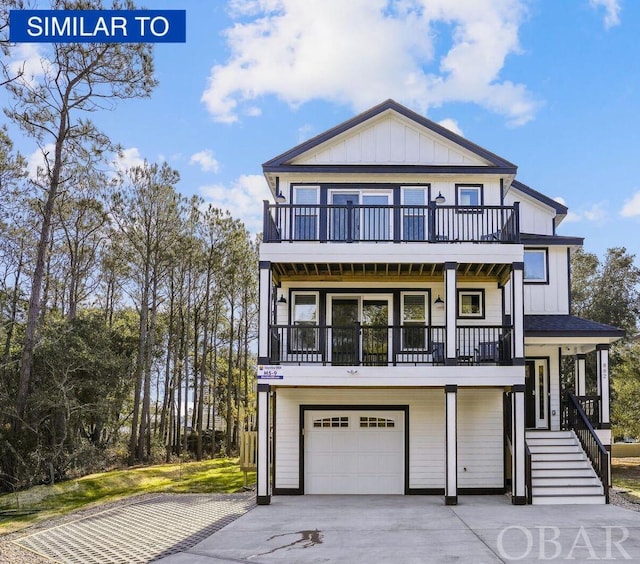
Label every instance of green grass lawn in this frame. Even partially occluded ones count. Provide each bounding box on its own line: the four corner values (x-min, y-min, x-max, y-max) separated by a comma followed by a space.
612, 457, 640, 501
0, 458, 255, 534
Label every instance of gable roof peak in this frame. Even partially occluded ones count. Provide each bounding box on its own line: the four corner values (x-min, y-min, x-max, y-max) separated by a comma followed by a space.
263, 99, 517, 170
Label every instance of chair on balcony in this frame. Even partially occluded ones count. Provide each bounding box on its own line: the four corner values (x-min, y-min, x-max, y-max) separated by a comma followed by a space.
475, 341, 499, 363
430, 342, 445, 364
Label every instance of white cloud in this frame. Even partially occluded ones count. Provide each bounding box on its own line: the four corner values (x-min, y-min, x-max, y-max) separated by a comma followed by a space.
297, 124, 315, 142
202, 0, 537, 126
8, 44, 50, 86
189, 149, 220, 173
583, 203, 608, 223
553, 197, 608, 223
437, 118, 463, 136
26, 143, 55, 182
621, 191, 640, 218
199, 174, 271, 233
590, 0, 621, 29
113, 147, 145, 173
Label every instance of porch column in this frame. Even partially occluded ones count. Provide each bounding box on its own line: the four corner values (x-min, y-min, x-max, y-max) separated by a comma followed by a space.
257, 383, 271, 505
511, 384, 527, 504
258, 261, 272, 364
596, 345, 611, 428
445, 384, 458, 505
445, 262, 457, 365
575, 353, 587, 396
511, 263, 525, 365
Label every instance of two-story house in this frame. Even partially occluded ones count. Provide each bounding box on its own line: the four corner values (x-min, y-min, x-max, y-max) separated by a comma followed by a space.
255, 100, 623, 506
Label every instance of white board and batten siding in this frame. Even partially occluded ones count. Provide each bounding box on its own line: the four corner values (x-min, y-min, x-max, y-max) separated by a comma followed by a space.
274, 387, 504, 493
504, 191, 555, 236
291, 113, 489, 167
523, 246, 570, 315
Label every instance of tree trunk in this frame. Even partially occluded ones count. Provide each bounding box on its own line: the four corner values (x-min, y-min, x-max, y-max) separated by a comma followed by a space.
16, 109, 68, 424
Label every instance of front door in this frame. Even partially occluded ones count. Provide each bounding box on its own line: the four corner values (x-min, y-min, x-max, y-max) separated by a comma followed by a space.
329, 296, 391, 366
525, 359, 549, 429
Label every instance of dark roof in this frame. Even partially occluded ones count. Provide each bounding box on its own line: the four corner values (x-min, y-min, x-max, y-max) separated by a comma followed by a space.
525, 315, 625, 338
263, 99, 517, 172
520, 233, 584, 246
510, 180, 568, 216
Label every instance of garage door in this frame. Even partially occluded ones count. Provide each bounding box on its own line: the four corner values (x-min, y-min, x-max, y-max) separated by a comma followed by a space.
304, 410, 404, 494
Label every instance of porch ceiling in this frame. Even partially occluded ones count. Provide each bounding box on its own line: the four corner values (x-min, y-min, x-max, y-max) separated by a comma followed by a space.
272, 261, 512, 283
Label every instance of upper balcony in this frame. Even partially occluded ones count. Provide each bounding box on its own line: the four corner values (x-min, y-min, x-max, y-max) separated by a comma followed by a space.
263, 201, 520, 244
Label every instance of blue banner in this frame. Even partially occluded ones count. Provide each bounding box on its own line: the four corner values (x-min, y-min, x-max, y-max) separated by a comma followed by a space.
9, 10, 186, 43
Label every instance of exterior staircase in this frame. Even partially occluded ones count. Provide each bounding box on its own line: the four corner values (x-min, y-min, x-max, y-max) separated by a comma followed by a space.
526, 430, 606, 505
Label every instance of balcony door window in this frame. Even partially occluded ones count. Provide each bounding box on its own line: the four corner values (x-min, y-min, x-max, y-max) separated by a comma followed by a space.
401, 293, 428, 350
293, 187, 319, 240
328, 295, 391, 366
292, 292, 318, 351
361, 194, 390, 241
329, 189, 392, 242
330, 192, 359, 241
402, 187, 426, 241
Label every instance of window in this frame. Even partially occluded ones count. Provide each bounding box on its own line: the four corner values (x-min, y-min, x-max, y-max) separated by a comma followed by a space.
456, 184, 483, 207
360, 416, 395, 428
294, 187, 318, 240
524, 249, 548, 283
313, 416, 349, 428
291, 292, 318, 351
402, 187, 427, 241
401, 293, 428, 349
457, 289, 485, 318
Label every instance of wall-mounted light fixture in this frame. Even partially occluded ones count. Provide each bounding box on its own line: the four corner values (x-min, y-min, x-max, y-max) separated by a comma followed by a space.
277, 294, 287, 304
434, 295, 444, 308
275, 191, 286, 203
434, 192, 446, 205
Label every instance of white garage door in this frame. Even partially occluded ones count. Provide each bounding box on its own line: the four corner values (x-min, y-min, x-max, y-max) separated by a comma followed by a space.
304, 410, 404, 494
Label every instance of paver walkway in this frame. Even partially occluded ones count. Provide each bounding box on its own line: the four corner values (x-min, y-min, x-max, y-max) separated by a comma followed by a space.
11, 492, 255, 563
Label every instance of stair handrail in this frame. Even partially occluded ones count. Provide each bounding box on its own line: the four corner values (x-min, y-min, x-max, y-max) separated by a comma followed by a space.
525, 444, 533, 505
565, 392, 610, 503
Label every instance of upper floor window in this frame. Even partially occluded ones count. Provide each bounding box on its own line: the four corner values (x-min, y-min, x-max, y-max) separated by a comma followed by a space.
456, 184, 483, 207
524, 249, 548, 283
293, 187, 319, 240
402, 187, 427, 241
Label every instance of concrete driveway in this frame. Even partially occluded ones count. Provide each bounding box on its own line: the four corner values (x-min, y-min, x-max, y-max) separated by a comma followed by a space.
158, 495, 640, 563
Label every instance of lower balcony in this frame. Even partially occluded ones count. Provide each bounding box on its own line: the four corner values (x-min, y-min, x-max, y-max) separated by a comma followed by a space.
268, 324, 513, 366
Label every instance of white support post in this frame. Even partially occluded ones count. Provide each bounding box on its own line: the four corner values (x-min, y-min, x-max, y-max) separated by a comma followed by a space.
445, 262, 457, 365
445, 385, 458, 505
575, 354, 587, 397
256, 383, 271, 505
258, 261, 272, 363
511, 263, 525, 364
512, 384, 526, 504
597, 345, 610, 427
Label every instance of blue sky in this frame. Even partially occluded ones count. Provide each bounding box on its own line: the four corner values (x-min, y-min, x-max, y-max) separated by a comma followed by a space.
5, 0, 640, 260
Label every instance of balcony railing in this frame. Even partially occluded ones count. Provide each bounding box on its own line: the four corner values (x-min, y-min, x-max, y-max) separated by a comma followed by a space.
263, 201, 520, 244
268, 324, 513, 366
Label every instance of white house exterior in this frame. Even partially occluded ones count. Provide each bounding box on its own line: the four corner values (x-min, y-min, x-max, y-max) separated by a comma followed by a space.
256, 100, 623, 506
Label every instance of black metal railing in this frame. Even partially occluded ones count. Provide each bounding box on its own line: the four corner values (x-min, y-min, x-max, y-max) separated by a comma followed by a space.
263, 201, 520, 244
525, 444, 533, 505
562, 392, 610, 502
456, 326, 513, 365
561, 395, 602, 429
268, 324, 513, 366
